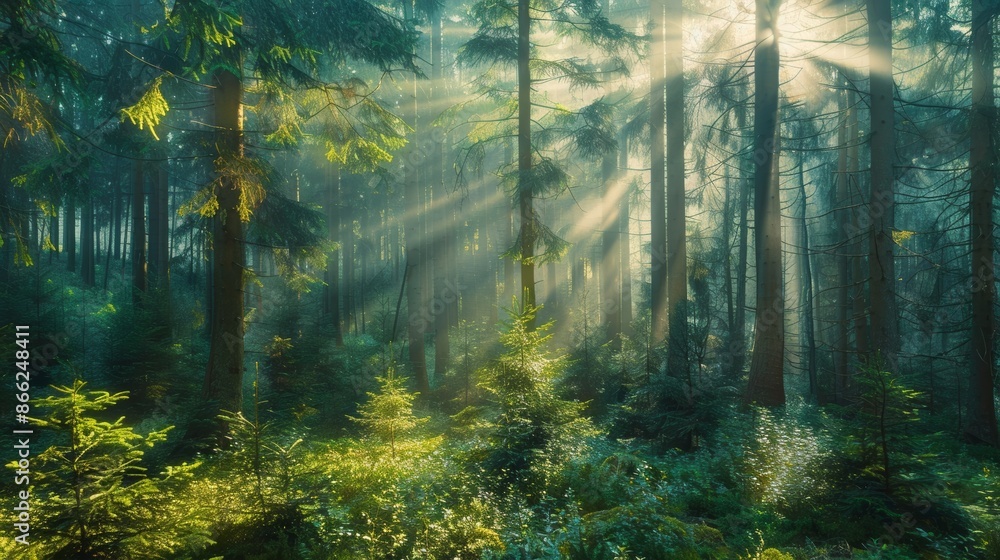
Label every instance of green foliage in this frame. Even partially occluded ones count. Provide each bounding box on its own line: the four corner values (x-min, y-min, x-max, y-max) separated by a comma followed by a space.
120, 76, 169, 140
317, 435, 505, 560
101, 290, 181, 409
853, 357, 924, 492
743, 548, 793, 560
474, 303, 591, 491
350, 365, 427, 457
14, 380, 208, 559
739, 405, 833, 509
247, 191, 329, 294
192, 403, 315, 559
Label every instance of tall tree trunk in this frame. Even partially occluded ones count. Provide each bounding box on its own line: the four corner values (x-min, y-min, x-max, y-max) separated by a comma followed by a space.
148, 158, 170, 291
745, 0, 785, 406
835, 86, 852, 402
965, 0, 998, 446
342, 179, 356, 335
130, 160, 145, 303
649, 0, 667, 344
65, 198, 77, 274
723, 170, 735, 356
49, 207, 58, 263
148, 161, 160, 285
81, 196, 94, 286
867, 0, 900, 368
503, 142, 517, 307
619, 133, 633, 335
203, 63, 246, 416
403, 0, 430, 394
797, 152, 817, 400
113, 167, 121, 260
665, 0, 687, 379
848, 97, 871, 361
159, 163, 169, 287
325, 164, 344, 347
602, 146, 622, 348
732, 123, 749, 378
518, 0, 536, 327
431, 13, 451, 374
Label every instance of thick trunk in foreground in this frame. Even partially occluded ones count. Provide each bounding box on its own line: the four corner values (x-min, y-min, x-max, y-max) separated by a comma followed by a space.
203, 65, 246, 415
848, 97, 871, 362
148, 158, 170, 292
965, 0, 998, 446
403, 0, 430, 394
745, 0, 785, 406
431, 14, 451, 374
867, 0, 900, 368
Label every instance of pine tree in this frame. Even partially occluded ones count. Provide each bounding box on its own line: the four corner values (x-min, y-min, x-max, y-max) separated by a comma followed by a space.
457, 0, 638, 330
350, 364, 427, 458
122, 0, 419, 423
477, 301, 588, 490
22, 380, 208, 558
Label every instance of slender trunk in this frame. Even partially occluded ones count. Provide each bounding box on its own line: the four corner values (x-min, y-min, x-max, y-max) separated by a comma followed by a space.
665, 0, 687, 379
148, 161, 160, 284
836, 87, 851, 401
160, 163, 170, 286
965, 0, 998, 446
602, 146, 622, 348
65, 198, 77, 274
432, 13, 451, 374
518, 0, 536, 326
619, 134, 633, 335
203, 62, 246, 415
342, 180, 356, 335
745, 0, 785, 406
733, 124, 749, 378
103, 202, 113, 291
81, 196, 94, 286
325, 164, 344, 347
867, 0, 900, 367
49, 207, 59, 263
113, 165, 121, 260
797, 152, 817, 400
649, 0, 667, 343
503, 142, 517, 307
130, 160, 145, 303
723, 170, 735, 362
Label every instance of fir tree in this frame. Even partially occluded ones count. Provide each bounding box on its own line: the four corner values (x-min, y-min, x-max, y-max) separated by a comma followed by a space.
19, 380, 208, 559
350, 363, 427, 458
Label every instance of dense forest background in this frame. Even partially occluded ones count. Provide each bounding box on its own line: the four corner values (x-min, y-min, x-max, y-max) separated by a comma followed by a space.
2, 0, 1000, 558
